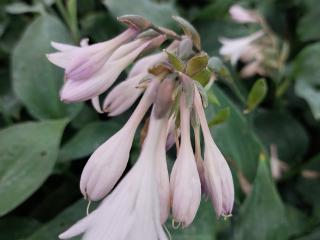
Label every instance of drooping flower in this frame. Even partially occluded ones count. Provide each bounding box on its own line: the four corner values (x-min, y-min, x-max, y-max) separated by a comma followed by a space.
59, 106, 169, 240
229, 4, 259, 23
170, 93, 201, 227
47, 28, 138, 80
219, 31, 264, 65
80, 80, 159, 201
194, 87, 234, 216
59, 35, 166, 102
103, 52, 166, 116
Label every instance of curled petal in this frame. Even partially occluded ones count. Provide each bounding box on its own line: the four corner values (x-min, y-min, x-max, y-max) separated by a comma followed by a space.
60, 39, 152, 103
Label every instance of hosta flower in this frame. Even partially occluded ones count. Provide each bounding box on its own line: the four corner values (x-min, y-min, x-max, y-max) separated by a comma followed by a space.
59, 107, 169, 240
194, 88, 234, 216
47, 28, 138, 80
80, 80, 159, 201
59, 35, 165, 102
229, 4, 259, 23
47, 14, 237, 239
170, 94, 201, 227
219, 31, 264, 65
103, 52, 166, 116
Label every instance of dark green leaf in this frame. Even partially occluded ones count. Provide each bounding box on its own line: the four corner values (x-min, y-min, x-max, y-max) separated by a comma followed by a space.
0, 119, 67, 216
253, 110, 309, 164
102, 0, 178, 27
12, 15, 82, 120
293, 43, 320, 119
245, 78, 267, 113
208, 107, 230, 126
0, 217, 40, 240
233, 157, 290, 240
207, 86, 263, 181
166, 201, 218, 240
25, 200, 86, 240
59, 121, 121, 161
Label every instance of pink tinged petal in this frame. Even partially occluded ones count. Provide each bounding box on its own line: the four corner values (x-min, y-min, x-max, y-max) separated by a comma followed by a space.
219, 31, 264, 65
63, 106, 168, 240
229, 4, 258, 23
194, 88, 234, 216
91, 95, 103, 113
60, 38, 152, 103
66, 29, 138, 81
59, 211, 96, 239
103, 72, 146, 116
155, 117, 170, 224
79, 80, 160, 201
170, 94, 201, 227
51, 41, 79, 51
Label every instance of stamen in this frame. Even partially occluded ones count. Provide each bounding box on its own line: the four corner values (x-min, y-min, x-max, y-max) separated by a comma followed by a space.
86, 200, 92, 216
172, 219, 181, 229
222, 213, 233, 220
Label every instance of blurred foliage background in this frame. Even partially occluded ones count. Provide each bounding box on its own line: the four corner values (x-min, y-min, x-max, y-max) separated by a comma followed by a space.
0, 0, 320, 239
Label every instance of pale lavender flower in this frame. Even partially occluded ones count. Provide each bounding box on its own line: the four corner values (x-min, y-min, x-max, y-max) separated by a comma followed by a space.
155, 115, 170, 224
229, 4, 258, 23
194, 88, 234, 217
170, 94, 201, 227
80, 80, 159, 201
103, 52, 166, 116
47, 28, 138, 80
219, 31, 264, 65
59, 107, 169, 240
59, 36, 165, 103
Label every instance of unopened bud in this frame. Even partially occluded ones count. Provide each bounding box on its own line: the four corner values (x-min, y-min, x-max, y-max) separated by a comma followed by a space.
177, 36, 194, 60
154, 76, 176, 118
117, 15, 152, 31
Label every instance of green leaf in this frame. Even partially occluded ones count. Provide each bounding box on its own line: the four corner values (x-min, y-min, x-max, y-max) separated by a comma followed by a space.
5, 2, 43, 14
80, 12, 120, 42
293, 43, 320, 119
12, 15, 82, 120
166, 50, 185, 72
208, 107, 230, 127
0, 217, 40, 240
192, 68, 211, 87
233, 157, 290, 240
207, 86, 263, 181
59, 121, 121, 161
25, 200, 86, 240
245, 78, 267, 113
0, 119, 67, 216
172, 16, 201, 51
166, 201, 217, 240
253, 110, 309, 164
186, 53, 209, 77
102, 0, 178, 27
297, 154, 320, 221
295, 226, 320, 240
297, 0, 320, 41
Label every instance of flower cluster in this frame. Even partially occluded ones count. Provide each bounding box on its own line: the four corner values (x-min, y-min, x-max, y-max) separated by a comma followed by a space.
219, 4, 289, 78
47, 15, 234, 240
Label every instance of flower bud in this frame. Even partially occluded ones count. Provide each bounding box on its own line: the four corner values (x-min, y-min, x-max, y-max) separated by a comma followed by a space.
117, 15, 152, 31
170, 94, 201, 227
